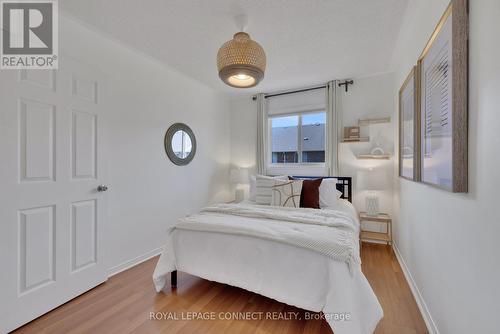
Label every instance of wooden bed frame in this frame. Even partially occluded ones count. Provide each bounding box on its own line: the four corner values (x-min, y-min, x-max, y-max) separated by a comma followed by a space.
170, 176, 353, 287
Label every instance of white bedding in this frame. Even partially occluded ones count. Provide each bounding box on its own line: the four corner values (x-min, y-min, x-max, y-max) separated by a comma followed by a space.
175, 203, 360, 271
153, 200, 383, 334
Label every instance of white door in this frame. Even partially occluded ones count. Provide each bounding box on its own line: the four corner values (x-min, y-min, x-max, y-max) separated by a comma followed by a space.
0, 57, 107, 333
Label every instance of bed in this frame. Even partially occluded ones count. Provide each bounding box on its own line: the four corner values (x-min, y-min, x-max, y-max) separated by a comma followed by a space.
153, 177, 383, 334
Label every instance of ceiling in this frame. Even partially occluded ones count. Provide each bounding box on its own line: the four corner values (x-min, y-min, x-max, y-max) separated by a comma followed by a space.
60, 0, 408, 95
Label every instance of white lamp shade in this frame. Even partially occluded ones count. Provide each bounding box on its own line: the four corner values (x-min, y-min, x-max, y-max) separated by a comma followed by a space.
357, 169, 388, 191
230, 168, 249, 184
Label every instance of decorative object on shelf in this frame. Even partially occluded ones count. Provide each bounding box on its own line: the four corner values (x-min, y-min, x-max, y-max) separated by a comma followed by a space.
417, 0, 468, 192
370, 147, 385, 156
343, 116, 391, 143
344, 126, 360, 141
399, 66, 421, 181
370, 132, 386, 156
361, 131, 390, 159
217, 15, 266, 88
357, 169, 388, 216
359, 212, 392, 245
164, 123, 196, 166
230, 168, 249, 202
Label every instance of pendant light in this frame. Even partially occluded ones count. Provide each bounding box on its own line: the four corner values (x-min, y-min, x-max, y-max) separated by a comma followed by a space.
217, 16, 266, 88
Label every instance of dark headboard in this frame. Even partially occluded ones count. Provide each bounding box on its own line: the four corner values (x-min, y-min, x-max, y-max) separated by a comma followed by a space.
292, 176, 352, 203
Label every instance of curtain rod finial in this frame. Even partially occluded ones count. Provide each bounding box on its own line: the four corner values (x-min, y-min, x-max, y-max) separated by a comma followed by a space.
338, 80, 354, 92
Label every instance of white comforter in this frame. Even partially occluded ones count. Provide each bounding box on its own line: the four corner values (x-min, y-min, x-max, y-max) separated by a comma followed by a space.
176, 203, 360, 272
153, 201, 383, 334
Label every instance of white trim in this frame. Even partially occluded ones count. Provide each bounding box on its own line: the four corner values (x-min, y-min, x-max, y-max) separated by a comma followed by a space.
392, 242, 439, 334
106, 247, 163, 278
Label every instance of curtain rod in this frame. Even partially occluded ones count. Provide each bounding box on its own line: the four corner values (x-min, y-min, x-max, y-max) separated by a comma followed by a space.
251, 79, 353, 100
251, 84, 326, 101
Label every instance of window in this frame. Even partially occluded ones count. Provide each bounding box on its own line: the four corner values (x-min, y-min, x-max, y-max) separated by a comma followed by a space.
271, 115, 299, 163
263, 86, 334, 175
270, 111, 326, 164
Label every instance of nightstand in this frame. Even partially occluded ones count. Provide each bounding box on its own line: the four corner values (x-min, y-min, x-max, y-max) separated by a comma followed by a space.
359, 212, 392, 245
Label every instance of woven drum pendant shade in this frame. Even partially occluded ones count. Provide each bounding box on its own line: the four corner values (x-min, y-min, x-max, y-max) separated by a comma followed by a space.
217, 32, 266, 88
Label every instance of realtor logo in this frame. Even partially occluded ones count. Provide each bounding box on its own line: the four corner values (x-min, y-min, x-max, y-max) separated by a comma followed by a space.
1, 0, 58, 69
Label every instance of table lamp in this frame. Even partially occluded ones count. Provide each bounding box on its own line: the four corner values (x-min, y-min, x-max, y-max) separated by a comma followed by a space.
357, 169, 388, 216
230, 168, 249, 202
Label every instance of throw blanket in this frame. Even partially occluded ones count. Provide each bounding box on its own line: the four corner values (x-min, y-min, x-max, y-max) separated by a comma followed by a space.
173, 203, 360, 272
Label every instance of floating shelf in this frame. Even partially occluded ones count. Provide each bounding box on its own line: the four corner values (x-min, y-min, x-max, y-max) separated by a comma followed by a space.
356, 154, 391, 160
358, 117, 391, 126
341, 137, 370, 143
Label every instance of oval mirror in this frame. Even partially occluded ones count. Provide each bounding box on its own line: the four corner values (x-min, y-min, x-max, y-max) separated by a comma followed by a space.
164, 123, 196, 165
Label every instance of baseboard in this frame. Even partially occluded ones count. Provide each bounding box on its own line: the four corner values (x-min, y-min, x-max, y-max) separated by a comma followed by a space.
392, 242, 439, 334
107, 247, 163, 278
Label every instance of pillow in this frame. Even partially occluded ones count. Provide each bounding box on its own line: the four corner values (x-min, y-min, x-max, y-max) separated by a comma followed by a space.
271, 179, 303, 208
255, 175, 288, 205
319, 178, 342, 208
289, 177, 322, 209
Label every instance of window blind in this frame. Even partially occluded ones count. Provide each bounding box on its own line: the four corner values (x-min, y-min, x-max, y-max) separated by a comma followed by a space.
266, 88, 326, 116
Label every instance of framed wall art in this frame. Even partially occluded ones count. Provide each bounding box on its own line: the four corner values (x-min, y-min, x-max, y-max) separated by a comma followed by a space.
418, 0, 468, 192
399, 66, 420, 181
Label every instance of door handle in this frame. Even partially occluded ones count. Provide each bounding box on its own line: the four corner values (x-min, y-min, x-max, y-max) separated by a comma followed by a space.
97, 185, 108, 192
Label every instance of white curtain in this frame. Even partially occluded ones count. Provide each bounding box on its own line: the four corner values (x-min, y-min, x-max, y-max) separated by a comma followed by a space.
327, 80, 342, 176
256, 84, 340, 176
255, 93, 267, 175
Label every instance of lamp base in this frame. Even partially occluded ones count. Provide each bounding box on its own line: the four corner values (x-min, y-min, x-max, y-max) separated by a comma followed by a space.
235, 188, 245, 203
365, 193, 379, 216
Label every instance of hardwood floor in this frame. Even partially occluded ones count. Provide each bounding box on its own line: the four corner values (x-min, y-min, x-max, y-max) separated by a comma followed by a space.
13, 243, 427, 334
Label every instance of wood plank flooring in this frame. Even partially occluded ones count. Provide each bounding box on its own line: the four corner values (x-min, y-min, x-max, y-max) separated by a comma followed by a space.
13, 243, 427, 334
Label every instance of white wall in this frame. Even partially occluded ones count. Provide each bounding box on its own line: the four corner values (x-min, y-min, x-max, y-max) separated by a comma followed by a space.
340, 73, 395, 231
60, 14, 232, 274
230, 97, 257, 173
229, 73, 395, 224
391, 1, 500, 333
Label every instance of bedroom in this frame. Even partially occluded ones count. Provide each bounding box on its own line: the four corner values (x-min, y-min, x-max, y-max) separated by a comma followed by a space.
0, 0, 498, 333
